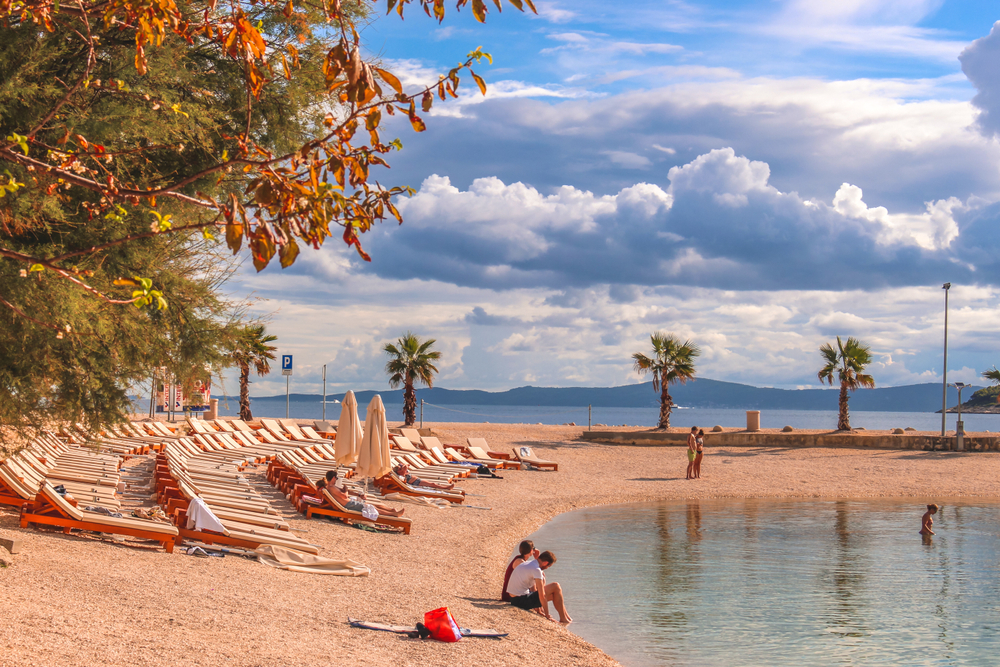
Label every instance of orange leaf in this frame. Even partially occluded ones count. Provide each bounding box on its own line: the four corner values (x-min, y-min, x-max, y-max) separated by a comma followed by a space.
372, 67, 402, 94
471, 70, 487, 95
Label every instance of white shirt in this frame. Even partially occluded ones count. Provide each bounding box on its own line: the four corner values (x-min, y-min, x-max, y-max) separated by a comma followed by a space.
506, 559, 544, 598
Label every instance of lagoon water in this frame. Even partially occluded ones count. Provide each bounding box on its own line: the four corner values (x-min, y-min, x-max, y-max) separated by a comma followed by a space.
526, 499, 1000, 666
169, 397, 1000, 432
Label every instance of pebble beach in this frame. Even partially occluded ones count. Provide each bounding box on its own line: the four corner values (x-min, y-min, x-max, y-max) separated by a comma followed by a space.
3, 422, 1000, 667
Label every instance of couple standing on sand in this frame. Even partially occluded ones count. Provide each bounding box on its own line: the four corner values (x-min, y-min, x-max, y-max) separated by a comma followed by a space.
687, 426, 705, 480
501, 540, 573, 624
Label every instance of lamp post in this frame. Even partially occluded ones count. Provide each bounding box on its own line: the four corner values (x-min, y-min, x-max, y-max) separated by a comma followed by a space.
941, 283, 951, 437
322, 364, 326, 421
950, 382, 968, 451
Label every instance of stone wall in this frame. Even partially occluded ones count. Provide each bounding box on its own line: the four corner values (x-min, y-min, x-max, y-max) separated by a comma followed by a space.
579, 430, 1000, 452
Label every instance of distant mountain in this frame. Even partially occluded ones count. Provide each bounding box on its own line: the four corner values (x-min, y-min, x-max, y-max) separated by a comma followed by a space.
243, 379, 976, 413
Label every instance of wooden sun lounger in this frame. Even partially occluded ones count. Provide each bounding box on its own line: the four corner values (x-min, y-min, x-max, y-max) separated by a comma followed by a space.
374, 471, 465, 504
466, 437, 512, 460
304, 489, 411, 534
511, 446, 559, 471
21, 483, 178, 552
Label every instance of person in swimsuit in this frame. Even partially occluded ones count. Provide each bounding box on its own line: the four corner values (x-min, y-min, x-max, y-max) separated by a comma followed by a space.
502, 540, 539, 602
920, 503, 939, 535
393, 463, 456, 491
693, 429, 705, 479
686, 426, 698, 480
315, 477, 405, 517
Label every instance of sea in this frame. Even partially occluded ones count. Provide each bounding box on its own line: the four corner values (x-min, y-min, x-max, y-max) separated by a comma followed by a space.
138, 395, 1000, 432
527, 499, 1000, 666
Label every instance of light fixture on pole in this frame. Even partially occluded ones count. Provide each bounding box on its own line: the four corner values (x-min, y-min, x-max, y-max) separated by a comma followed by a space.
941, 283, 951, 437
949, 382, 968, 452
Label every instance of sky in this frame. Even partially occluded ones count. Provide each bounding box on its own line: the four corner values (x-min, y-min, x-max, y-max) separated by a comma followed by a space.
222, 0, 1000, 398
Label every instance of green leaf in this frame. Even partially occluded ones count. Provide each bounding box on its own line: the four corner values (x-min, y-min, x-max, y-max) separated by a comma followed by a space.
6, 133, 28, 155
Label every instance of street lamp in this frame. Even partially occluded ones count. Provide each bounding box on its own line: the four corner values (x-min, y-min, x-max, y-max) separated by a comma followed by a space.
941, 283, 951, 437
950, 382, 968, 451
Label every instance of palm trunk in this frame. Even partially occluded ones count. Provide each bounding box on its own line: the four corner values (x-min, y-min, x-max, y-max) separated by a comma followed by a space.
403, 380, 416, 426
239, 362, 253, 421
838, 382, 850, 431
658, 383, 673, 429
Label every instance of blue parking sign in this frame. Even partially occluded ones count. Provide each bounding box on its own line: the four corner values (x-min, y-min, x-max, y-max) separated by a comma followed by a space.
282, 355, 293, 375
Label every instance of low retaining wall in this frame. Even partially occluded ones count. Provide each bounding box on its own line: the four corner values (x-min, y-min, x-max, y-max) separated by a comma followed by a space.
579, 430, 1000, 452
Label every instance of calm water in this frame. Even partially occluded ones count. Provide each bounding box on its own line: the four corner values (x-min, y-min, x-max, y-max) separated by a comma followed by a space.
526, 499, 1000, 666
147, 397, 1000, 432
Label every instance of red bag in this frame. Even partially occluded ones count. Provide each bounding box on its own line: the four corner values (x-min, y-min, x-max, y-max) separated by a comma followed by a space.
423, 607, 463, 642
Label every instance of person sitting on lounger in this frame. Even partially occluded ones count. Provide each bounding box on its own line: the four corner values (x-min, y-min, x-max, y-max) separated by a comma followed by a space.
393, 463, 455, 491
505, 550, 572, 623
502, 540, 539, 602
316, 477, 404, 517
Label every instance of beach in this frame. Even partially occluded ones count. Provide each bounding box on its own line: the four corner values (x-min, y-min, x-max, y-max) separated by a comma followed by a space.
3, 423, 1000, 667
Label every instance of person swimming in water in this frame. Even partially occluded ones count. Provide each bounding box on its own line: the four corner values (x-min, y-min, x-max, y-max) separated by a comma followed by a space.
920, 503, 939, 535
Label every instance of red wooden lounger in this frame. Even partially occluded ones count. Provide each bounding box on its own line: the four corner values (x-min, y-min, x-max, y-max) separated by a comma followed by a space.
373, 471, 465, 504
305, 489, 411, 534
20, 483, 178, 552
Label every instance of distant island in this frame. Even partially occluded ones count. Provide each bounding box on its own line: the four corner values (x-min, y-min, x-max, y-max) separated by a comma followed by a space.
242, 379, 982, 414
942, 385, 1000, 414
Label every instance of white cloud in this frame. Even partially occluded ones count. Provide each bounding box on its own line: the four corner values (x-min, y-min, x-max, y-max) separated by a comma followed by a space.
765, 0, 963, 61
534, 1, 576, 23
960, 21, 1000, 139
832, 183, 963, 250
602, 150, 653, 169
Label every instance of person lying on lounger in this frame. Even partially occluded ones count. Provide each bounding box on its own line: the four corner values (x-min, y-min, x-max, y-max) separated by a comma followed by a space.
393, 463, 456, 491
316, 477, 405, 517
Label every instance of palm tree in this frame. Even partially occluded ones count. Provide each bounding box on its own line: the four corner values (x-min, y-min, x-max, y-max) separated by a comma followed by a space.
818, 336, 875, 431
384, 332, 441, 426
982, 366, 1000, 385
230, 324, 277, 421
632, 332, 700, 430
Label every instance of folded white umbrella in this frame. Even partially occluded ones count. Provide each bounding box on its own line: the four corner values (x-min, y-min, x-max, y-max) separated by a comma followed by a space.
334, 390, 362, 465
356, 395, 391, 480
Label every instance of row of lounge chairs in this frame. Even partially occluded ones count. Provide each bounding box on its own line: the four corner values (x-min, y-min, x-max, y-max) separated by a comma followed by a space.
4, 417, 560, 553
3, 430, 181, 552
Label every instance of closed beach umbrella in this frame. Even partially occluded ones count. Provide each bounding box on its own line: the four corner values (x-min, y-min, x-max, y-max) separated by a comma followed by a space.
334, 390, 362, 464
356, 395, 391, 480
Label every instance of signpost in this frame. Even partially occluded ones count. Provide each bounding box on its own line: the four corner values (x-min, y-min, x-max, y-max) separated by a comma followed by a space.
282, 355, 293, 418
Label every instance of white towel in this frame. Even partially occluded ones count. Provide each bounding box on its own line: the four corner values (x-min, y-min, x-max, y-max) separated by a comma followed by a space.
186, 496, 227, 534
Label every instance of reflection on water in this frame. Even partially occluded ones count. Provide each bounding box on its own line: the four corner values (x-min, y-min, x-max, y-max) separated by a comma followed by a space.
526, 499, 1000, 666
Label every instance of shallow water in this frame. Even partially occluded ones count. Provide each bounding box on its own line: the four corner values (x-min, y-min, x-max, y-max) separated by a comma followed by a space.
526, 499, 1000, 666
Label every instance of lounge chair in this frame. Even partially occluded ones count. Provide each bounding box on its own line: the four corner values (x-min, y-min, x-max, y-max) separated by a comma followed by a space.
510, 446, 558, 471
21, 482, 178, 552
306, 489, 411, 534
466, 437, 512, 460
373, 470, 465, 504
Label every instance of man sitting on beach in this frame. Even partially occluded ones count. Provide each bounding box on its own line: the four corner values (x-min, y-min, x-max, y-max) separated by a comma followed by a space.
316, 476, 405, 517
505, 550, 573, 623
393, 463, 456, 491
502, 540, 539, 602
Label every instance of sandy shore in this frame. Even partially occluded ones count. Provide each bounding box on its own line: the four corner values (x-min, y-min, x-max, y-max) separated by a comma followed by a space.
4, 423, 1000, 667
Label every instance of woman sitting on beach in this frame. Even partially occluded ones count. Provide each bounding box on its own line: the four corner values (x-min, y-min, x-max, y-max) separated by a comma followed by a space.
920, 504, 939, 535
393, 463, 456, 491
502, 540, 539, 602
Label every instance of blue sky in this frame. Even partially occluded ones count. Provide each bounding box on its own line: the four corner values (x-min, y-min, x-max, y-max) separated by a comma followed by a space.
225, 1, 1000, 398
